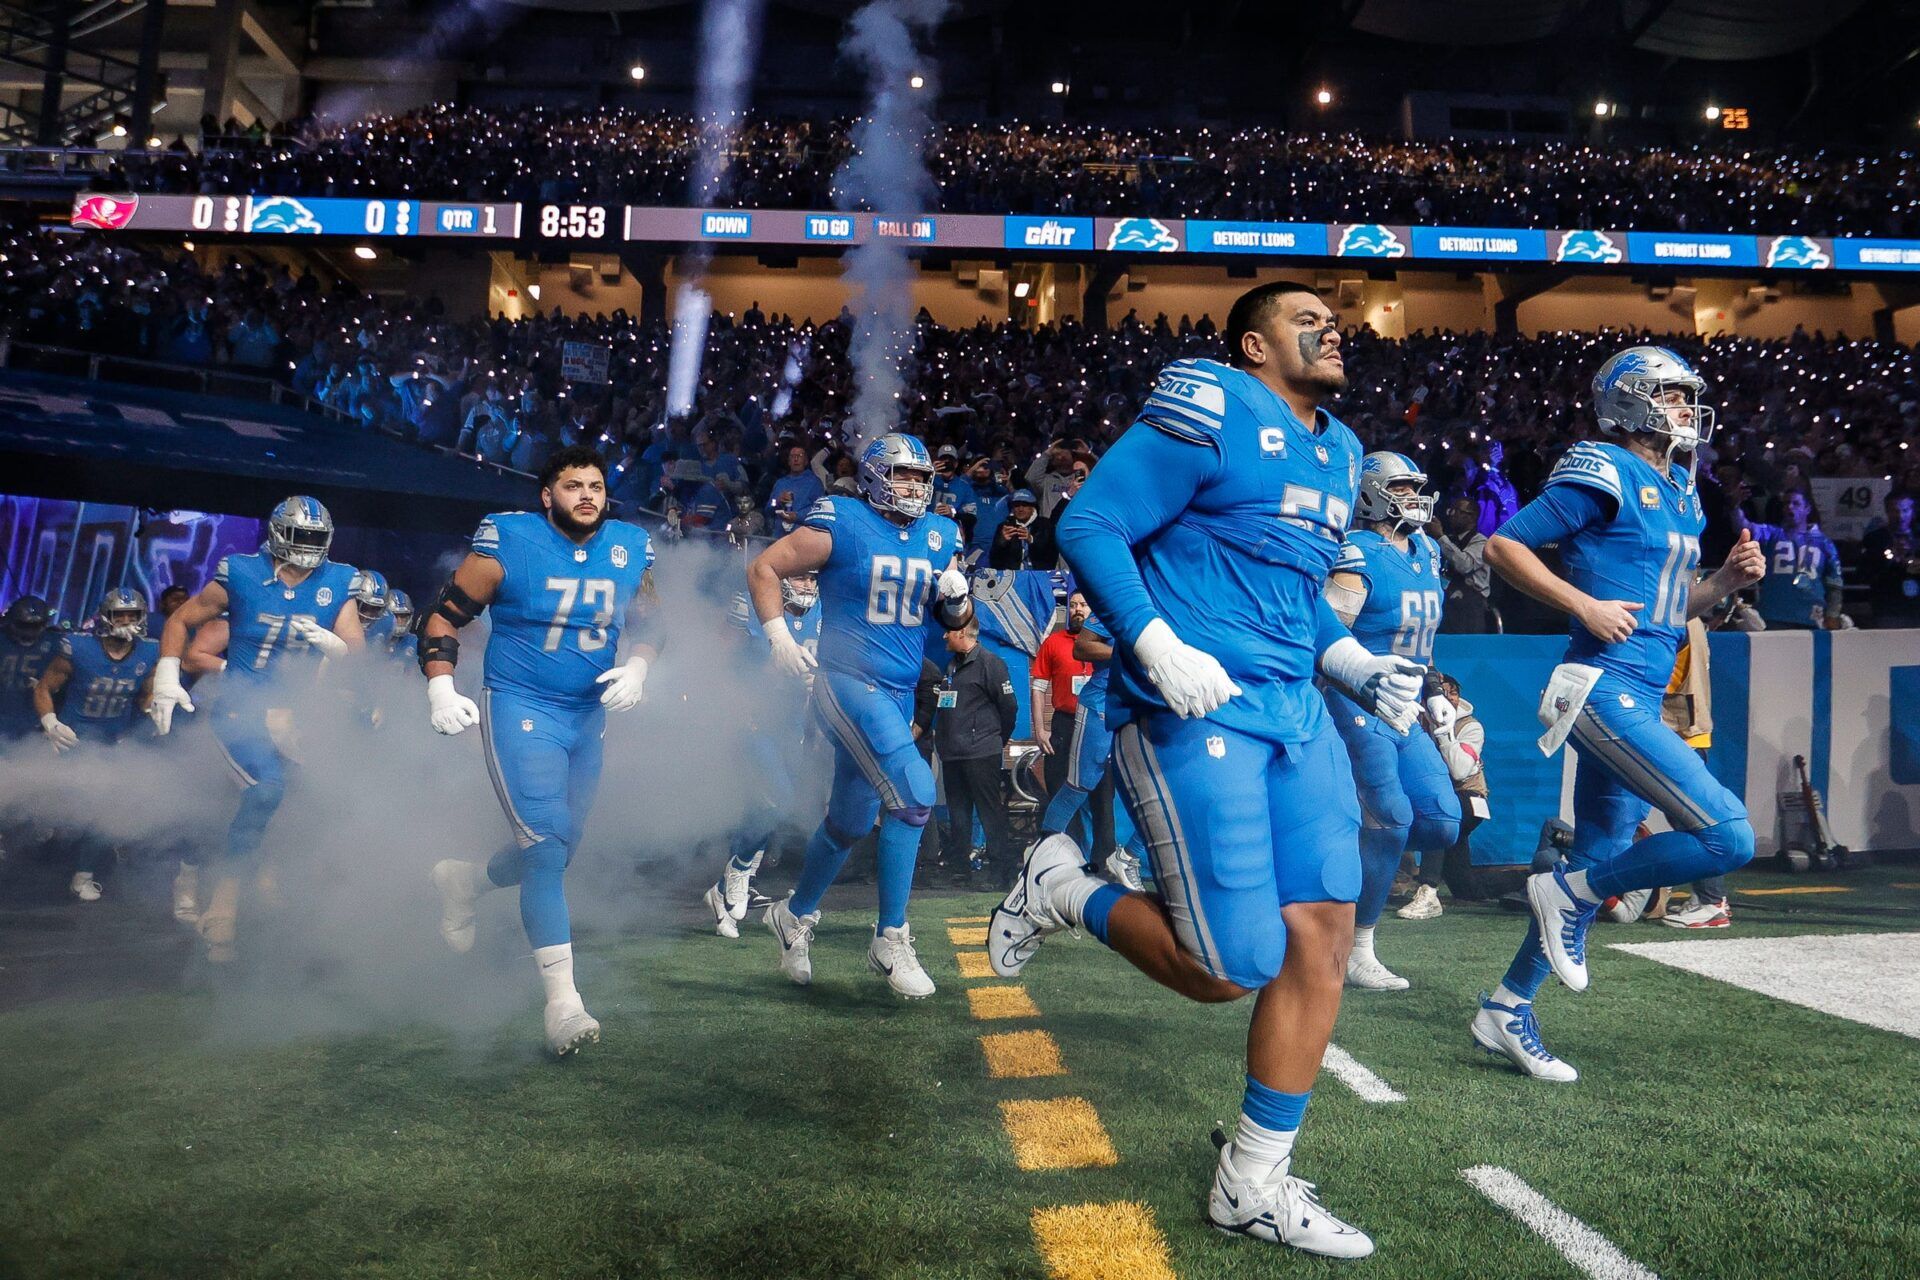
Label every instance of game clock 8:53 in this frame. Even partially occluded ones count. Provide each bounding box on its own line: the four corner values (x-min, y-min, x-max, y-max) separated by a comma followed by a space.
537, 204, 617, 242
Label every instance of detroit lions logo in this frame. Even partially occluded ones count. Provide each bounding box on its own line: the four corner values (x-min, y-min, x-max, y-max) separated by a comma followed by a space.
1337, 224, 1406, 258
1766, 235, 1830, 270
247, 196, 323, 234
1105, 218, 1180, 253
1556, 229, 1623, 264
611, 544, 628, 568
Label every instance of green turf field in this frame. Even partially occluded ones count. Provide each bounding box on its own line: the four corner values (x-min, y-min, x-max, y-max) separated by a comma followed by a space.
4, 867, 1919, 1279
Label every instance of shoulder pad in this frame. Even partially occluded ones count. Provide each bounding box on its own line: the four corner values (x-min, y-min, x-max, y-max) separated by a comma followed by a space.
472, 515, 506, 558
1333, 538, 1370, 575
1139, 359, 1229, 445
802, 496, 840, 529
213, 556, 232, 587
1545, 442, 1624, 504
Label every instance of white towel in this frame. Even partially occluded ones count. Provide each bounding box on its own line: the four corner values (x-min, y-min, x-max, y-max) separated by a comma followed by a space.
1536, 663, 1604, 757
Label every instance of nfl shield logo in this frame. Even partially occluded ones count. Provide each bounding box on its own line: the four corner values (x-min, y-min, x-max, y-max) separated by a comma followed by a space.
611, 544, 628, 568
315, 587, 333, 607
928, 530, 943, 552
1619, 694, 1635, 709
521, 719, 534, 732
1206, 735, 1226, 759
1315, 444, 1329, 464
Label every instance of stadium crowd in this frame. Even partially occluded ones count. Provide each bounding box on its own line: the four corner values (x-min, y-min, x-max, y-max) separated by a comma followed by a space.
88, 106, 1920, 237
5, 224, 1918, 623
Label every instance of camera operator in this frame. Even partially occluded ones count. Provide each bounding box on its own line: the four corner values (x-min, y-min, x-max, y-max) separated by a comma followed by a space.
1400, 671, 1488, 915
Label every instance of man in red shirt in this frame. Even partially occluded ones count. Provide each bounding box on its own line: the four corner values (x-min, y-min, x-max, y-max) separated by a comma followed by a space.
1030, 591, 1096, 843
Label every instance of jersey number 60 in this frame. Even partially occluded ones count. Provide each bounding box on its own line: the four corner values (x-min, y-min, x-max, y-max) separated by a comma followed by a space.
866, 556, 933, 626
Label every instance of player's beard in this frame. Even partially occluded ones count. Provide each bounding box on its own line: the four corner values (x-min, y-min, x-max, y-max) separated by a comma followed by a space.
549, 502, 607, 541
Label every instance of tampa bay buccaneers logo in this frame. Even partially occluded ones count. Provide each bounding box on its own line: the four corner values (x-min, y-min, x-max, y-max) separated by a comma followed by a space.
71, 193, 139, 230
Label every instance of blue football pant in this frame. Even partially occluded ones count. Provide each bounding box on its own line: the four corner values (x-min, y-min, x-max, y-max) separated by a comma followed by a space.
1041, 701, 1145, 860
1328, 687, 1463, 928
479, 688, 605, 950
212, 705, 295, 862
1111, 711, 1361, 990
1503, 675, 1753, 999
791, 672, 933, 930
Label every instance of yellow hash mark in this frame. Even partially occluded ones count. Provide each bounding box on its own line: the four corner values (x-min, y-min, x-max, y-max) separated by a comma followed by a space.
967, 986, 1041, 1020
955, 951, 996, 979
948, 926, 989, 946
999, 1098, 1119, 1170
1031, 1202, 1176, 1280
1736, 885, 1853, 896
946, 915, 992, 924
980, 1029, 1067, 1079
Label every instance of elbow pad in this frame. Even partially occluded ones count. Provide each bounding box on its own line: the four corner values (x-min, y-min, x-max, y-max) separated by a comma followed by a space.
424, 579, 486, 633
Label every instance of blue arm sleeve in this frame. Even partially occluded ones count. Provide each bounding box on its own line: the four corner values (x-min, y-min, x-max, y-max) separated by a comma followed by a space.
1497, 484, 1611, 549
1054, 425, 1218, 648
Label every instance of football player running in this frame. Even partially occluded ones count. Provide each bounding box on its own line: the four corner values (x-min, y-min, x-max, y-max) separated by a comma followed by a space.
385, 591, 417, 664
745, 433, 972, 998
424, 446, 658, 1056
32, 589, 158, 901
1321, 453, 1462, 990
150, 497, 364, 961
704, 572, 820, 938
992, 281, 1425, 1260
1031, 610, 1149, 890
0, 596, 58, 743
1470, 346, 1764, 1083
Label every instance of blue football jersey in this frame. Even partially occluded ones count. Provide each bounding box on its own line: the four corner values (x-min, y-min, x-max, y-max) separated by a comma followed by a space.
364, 614, 395, 646
1535, 440, 1705, 692
1078, 614, 1114, 711
218, 552, 361, 696
62, 633, 158, 740
472, 512, 655, 708
1749, 521, 1842, 626
802, 496, 962, 692
1065, 358, 1364, 745
1332, 528, 1446, 665
0, 631, 58, 732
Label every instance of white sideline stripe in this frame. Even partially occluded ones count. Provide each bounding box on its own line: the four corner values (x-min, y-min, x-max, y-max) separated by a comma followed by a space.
1609, 932, 1920, 1041
1321, 1044, 1405, 1103
1461, 1166, 1659, 1280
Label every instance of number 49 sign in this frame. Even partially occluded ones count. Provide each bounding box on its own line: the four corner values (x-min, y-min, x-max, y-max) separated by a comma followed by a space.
1810, 477, 1892, 543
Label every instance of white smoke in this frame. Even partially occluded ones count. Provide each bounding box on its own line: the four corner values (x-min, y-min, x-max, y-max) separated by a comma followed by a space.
836, 0, 950, 445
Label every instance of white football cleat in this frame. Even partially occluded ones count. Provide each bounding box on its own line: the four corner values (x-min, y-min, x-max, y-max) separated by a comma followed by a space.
704, 883, 740, 938
764, 894, 818, 986
988, 834, 1090, 979
69, 872, 102, 903
1396, 884, 1443, 920
544, 998, 600, 1057
1606, 888, 1652, 924
1664, 898, 1732, 929
1208, 1143, 1374, 1259
1344, 951, 1410, 991
1104, 848, 1144, 892
721, 851, 762, 920
1471, 994, 1578, 1083
172, 864, 200, 925
1527, 863, 1597, 993
431, 859, 479, 954
868, 924, 936, 999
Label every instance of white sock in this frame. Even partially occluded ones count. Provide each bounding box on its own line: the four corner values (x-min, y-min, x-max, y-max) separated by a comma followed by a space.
534, 943, 580, 1006
1352, 925, 1376, 961
1563, 869, 1602, 905
1228, 1113, 1299, 1183
1047, 869, 1105, 927
1492, 982, 1528, 1008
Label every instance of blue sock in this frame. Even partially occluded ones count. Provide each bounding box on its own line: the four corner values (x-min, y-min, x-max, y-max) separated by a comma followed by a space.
1242, 1075, 1312, 1131
874, 815, 922, 931
789, 823, 853, 917
1355, 825, 1405, 928
727, 846, 762, 873
1081, 882, 1126, 944
1500, 918, 1552, 1002
1041, 783, 1090, 836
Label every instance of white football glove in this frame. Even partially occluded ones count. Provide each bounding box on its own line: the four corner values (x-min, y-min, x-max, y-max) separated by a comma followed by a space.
41, 713, 78, 752
766, 624, 818, 678
147, 656, 193, 735
1320, 636, 1424, 735
1132, 618, 1242, 720
427, 673, 481, 736
595, 654, 650, 712
290, 616, 348, 660
1425, 695, 1458, 736
937, 566, 970, 600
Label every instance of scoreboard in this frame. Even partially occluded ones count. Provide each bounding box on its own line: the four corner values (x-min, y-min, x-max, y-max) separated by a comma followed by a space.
70, 193, 521, 239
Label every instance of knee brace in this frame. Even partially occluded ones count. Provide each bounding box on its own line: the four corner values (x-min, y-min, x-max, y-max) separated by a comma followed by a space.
887, 803, 932, 829
1698, 817, 1755, 874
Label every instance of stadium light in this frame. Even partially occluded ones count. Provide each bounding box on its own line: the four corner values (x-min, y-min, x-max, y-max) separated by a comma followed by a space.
147, 136, 162, 148
1593, 101, 1612, 118
354, 246, 377, 260
1050, 80, 1067, 95
909, 74, 925, 90
1013, 281, 1031, 298
629, 64, 647, 82
1315, 88, 1333, 106
1704, 104, 1721, 121
110, 122, 127, 138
